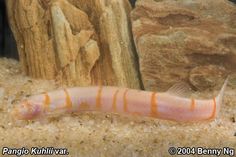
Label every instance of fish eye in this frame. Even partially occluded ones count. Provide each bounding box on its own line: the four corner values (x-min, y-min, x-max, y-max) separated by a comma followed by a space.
20, 101, 33, 112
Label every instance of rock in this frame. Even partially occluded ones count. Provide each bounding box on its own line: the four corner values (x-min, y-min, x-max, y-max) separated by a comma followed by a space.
6, 0, 141, 88
131, 0, 236, 91
189, 65, 227, 91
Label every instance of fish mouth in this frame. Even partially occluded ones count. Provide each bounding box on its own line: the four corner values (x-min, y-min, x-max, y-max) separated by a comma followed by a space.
11, 103, 42, 120
11, 107, 25, 120
11, 108, 37, 120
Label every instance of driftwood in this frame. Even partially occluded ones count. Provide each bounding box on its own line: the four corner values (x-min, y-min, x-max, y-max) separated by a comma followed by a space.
6, 0, 141, 88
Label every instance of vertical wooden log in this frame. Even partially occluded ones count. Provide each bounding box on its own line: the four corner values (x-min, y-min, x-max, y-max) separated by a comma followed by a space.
6, 0, 141, 88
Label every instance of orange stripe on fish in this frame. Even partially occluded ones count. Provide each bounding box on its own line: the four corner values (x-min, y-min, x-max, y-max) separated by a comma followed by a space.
64, 89, 72, 109
112, 89, 119, 112
44, 93, 51, 110
96, 86, 103, 109
190, 98, 195, 111
123, 89, 129, 112
150, 92, 158, 117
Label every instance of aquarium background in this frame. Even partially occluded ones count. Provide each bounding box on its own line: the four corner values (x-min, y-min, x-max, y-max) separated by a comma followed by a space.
0, 0, 137, 59
0, 0, 235, 156
1, 0, 236, 59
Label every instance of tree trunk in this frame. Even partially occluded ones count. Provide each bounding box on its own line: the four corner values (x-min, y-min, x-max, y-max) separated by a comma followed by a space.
6, 0, 141, 88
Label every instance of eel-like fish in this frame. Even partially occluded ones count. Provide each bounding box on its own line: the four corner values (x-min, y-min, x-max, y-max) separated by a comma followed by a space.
11, 78, 228, 122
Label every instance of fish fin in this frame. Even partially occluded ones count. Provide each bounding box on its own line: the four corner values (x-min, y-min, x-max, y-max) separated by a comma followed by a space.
216, 76, 229, 104
166, 82, 193, 97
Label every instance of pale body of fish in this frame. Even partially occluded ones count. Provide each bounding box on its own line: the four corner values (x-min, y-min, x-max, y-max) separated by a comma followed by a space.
11, 78, 228, 122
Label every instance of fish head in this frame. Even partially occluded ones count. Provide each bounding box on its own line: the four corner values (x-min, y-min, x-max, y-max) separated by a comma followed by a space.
11, 100, 43, 120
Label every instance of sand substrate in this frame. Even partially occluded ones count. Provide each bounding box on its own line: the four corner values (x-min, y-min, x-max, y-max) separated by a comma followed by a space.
0, 58, 235, 157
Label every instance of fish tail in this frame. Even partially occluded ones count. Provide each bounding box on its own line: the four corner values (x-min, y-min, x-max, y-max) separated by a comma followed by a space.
215, 76, 229, 112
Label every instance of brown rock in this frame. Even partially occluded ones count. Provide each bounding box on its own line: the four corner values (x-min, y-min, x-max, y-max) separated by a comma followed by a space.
189, 65, 227, 91
131, 0, 236, 91
6, 0, 141, 88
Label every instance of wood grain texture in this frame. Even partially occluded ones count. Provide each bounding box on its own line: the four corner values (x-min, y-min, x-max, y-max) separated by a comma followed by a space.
6, 0, 141, 88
